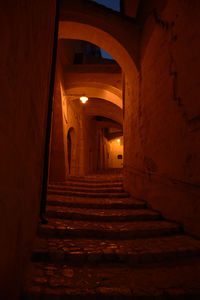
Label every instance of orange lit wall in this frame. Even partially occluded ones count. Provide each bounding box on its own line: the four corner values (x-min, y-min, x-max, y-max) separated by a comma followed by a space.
108, 138, 123, 169
124, 0, 200, 238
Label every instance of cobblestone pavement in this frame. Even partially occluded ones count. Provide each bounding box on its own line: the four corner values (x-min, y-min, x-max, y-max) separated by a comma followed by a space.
22, 176, 200, 299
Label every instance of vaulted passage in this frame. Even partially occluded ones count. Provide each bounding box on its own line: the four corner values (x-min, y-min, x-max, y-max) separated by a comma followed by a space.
1, 0, 200, 299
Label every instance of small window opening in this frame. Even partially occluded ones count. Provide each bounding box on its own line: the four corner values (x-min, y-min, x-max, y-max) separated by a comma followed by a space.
91, 0, 120, 12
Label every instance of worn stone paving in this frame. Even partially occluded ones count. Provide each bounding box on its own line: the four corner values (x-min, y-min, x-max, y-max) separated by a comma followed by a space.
23, 261, 200, 299
22, 175, 200, 299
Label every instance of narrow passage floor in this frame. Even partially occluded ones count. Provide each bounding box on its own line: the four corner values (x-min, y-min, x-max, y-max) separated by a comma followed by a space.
22, 174, 200, 299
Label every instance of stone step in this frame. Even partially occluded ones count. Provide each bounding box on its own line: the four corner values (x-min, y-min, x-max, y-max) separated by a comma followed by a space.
49, 181, 123, 188
38, 219, 181, 239
22, 259, 200, 299
48, 189, 130, 198
67, 176, 122, 183
48, 185, 124, 193
47, 195, 146, 209
31, 235, 200, 265
23, 172, 200, 299
46, 206, 161, 222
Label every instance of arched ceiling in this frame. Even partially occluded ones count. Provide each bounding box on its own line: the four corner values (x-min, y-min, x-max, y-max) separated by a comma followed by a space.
65, 85, 122, 108
72, 98, 123, 125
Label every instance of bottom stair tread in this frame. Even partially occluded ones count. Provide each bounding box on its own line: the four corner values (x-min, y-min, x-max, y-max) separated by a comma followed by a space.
32, 235, 200, 264
22, 259, 200, 299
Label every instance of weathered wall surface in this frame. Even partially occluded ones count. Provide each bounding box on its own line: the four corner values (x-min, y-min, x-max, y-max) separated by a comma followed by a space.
124, 0, 200, 237
0, 1, 56, 298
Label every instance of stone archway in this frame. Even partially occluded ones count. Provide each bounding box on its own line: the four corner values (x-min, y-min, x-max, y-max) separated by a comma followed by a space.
59, 20, 139, 79
58, 2, 140, 179
59, 0, 139, 75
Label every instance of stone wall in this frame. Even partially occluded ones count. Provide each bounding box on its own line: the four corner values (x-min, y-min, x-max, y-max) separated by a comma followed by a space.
124, 0, 200, 237
0, 1, 56, 298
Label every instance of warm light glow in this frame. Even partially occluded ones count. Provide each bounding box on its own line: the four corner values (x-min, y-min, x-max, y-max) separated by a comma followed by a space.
117, 139, 120, 143
80, 96, 88, 103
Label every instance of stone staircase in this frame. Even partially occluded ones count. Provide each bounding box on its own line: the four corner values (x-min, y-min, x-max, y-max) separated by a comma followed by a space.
22, 175, 200, 299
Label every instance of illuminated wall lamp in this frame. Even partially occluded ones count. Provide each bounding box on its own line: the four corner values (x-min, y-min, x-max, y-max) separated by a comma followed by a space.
80, 96, 88, 104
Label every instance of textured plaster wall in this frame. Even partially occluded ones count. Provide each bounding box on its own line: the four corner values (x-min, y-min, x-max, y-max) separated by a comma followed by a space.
124, 0, 200, 237
0, 1, 56, 298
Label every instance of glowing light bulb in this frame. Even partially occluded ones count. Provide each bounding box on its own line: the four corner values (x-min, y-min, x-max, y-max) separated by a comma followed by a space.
80, 96, 88, 103
117, 139, 120, 143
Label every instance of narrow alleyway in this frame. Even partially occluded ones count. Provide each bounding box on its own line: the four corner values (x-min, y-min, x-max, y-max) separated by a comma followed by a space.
22, 174, 200, 299
2, 1, 200, 298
